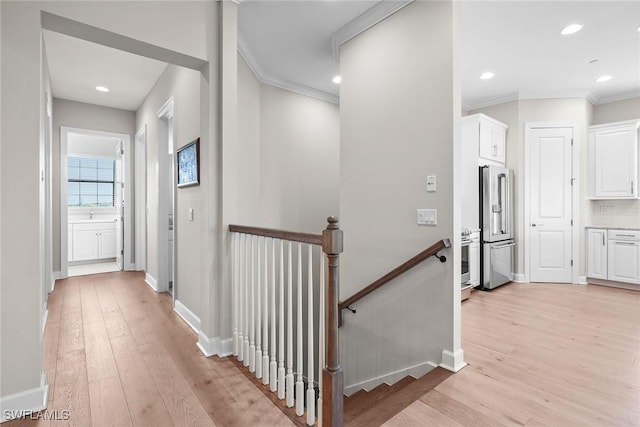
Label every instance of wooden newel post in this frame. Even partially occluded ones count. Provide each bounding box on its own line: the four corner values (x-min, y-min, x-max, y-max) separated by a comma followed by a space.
322, 216, 344, 427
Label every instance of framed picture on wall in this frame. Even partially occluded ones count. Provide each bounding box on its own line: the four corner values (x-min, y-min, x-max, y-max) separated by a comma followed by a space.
176, 138, 200, 187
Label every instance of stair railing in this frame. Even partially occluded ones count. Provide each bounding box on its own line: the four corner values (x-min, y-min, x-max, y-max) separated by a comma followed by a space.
229, 217, 343, 427
338, 238, 450, 326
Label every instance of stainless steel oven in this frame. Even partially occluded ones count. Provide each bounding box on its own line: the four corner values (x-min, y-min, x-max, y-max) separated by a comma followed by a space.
461, 234, 471, 284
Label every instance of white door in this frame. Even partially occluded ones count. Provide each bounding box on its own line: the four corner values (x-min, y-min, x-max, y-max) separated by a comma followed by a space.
114, 142, 124, 270
529, 127, 573, 283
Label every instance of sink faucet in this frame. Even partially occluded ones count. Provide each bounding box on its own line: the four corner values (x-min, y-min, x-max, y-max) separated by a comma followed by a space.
89, 209, 93, 220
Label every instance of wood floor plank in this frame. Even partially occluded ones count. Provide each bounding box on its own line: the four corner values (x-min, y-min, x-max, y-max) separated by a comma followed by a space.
382, 400, 463, 427
138, 340, 216, 427
109, 334, 175, 427
83, 318, 118, 384
101, 309, 130, 340
87, 376, 132, 427
50, 349, 91, 427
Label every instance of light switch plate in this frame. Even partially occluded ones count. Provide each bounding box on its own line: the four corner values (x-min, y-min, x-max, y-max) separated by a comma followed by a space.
417, 209, 437, 225
426, 175, 437, 192
189, 208, 194, 221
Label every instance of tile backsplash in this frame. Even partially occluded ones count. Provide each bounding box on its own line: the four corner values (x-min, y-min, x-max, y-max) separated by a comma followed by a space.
588, 200, 640, 228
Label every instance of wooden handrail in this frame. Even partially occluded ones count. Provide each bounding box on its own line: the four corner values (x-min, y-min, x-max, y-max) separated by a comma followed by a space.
229, 224, 323, 246
338, 238, 451, 316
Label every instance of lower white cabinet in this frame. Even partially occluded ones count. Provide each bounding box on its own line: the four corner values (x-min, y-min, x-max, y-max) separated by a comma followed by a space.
608, 239, 640, 284
587, 228, 640, 286
69, 221, 117, 262
586, 229, 607, 279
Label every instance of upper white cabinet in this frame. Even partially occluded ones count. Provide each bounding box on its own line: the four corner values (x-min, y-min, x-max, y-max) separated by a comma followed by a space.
479, 118, 507, 165
461, 113, 508, 228
589, 120, 640, 199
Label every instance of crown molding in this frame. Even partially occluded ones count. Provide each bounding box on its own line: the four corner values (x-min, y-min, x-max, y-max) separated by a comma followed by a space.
331, 0, 415, 62
595, 89, 640, 106
462, 92, 519, 112
238, 31, 339, 105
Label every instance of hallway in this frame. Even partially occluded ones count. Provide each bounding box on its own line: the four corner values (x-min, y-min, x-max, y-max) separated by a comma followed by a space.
7, 272, 292, 426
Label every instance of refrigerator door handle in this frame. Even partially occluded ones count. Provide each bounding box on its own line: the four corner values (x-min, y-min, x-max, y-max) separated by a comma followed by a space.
491, 242, 517, 249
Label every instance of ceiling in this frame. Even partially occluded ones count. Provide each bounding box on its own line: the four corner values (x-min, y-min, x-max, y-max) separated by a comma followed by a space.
43, 1, 639, 111
43, 29, 168, 111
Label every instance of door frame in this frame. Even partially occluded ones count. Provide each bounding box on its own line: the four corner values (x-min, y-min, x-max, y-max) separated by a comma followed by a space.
524, 122, 579, 284
135, 125, 148, 272
60, 126, 133, 278
156, 97, 176, 301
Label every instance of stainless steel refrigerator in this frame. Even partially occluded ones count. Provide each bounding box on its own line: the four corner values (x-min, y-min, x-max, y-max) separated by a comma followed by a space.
479, 165, 516, 290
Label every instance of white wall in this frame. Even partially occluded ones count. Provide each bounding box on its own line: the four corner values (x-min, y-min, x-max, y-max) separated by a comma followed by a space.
589, 97, 640, 229
52, 98, 135, 272
136, 64, 202, 320
340, 0, 460, 392
0, 0, 220, 410
471, 98, 594, 277
237, 56, 340, 231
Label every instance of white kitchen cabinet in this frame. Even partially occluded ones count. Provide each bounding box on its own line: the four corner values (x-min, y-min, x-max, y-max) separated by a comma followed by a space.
70, 221, 117, 262
461, 113, 508, 229
586, 228, 607, 279
589, 120, 640, 199
607, 230, 640, 284
479, 119, 507, 165
468, 232, 480, 287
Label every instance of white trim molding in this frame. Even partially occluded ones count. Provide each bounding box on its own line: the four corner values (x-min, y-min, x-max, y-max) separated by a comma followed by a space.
0, 373, 48, 423
578, 276, 588, 285
237, 32, 339, 105
513, 273, 526, 283
330, 0, 415, 62
344, 360, 437, 396
144, 273, 158, 292
173, 300, 201, 334
196, 333, 234, 358
51, 271, 60, 293
440, 349, 466, 373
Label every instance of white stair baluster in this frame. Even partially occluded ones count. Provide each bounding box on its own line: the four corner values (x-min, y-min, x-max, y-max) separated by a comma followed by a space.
286, 241, 294, 408
270, 238, 278, 391
243, 234, 250, 366
306, 244, 315, 425
296, 242, 304, 416
318, 253, 325, 427
256, 236, 263, 379
278, 240, 286, 400
262, 238, 269, 384
233, 233, 238, 357
249, 235, 256, 372
237, 234, 244, 361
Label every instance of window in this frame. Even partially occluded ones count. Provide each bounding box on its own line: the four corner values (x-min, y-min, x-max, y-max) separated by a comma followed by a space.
67, 157, 115, 207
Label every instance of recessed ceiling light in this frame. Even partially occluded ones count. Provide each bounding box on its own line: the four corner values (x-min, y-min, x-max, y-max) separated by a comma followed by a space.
561, 24, 583, 35
332, 75, 342, 84
596, 75, 612, 83
480, 72, 494, 80
95, 86, 110, 92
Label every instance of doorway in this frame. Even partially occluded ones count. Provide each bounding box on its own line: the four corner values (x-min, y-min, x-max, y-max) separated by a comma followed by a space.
135, 126, 147, 272
156, 97, 176, 301
524, 123, 578, 283
60, 127, 132, 278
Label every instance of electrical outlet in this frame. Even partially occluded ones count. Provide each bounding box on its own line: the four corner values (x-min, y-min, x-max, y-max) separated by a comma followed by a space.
417, 209, 437, 225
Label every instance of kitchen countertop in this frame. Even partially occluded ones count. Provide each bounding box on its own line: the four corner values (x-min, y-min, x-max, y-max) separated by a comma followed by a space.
585, 225, 640, 231
69, 219, 118, 224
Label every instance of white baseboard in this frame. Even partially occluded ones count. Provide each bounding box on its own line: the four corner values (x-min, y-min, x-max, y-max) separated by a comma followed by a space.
513, 273, 526, 283
196, 332, 234, 358
173, 300, 201, 334
51, 272, 60, 293
0, 373, 48, 423
125, 263, 136, 271
344, 360, 437, 396
144, 273, 158, 292
440, 349, 467, 373
578, 276, 587, 285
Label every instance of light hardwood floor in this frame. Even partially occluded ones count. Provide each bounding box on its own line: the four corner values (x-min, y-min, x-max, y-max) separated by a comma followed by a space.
7, 275, 640, 426
384, 282, 640, 427
5, 271, 293, 427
